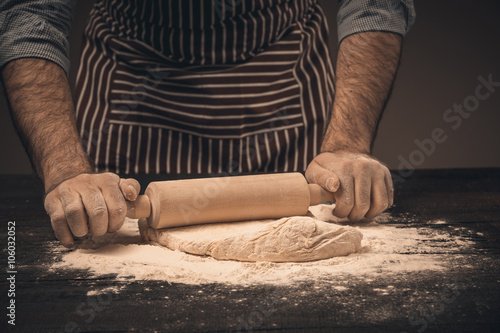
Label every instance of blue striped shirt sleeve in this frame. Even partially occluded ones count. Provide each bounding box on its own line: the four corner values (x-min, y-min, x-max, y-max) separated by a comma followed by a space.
337, 0, 416, 43
0, 0, 77, 75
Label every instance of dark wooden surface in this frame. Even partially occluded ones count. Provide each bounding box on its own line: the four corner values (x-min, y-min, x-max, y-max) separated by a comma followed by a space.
1, 169, 499, 333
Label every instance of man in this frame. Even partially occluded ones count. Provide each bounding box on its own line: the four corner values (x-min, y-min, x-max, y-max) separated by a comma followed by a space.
0, 0, 415, 248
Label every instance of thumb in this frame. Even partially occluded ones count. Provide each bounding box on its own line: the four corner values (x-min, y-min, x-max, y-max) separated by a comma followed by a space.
119, 178, 141, 201
305, 161, 340, 192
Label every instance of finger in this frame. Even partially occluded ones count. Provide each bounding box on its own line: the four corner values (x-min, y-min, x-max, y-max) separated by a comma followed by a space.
305, 160, 340, 192
45, 196, 74, 248
348, 173, 371, 221
365, 170, 389, 219
59, 186, 89, 237
119, 178, 141, 201
332, 176, 354, 218
81, 189, 109, 236
100, 184, 127, 233
384, 168, 394, 208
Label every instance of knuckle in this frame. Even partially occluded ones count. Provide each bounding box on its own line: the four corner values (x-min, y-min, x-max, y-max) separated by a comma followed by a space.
90, 206, 107, 218
339, 163, 351, 175
305, 165, 320, 181
57, 184, 72, 196
64, 203, 81, 216
102, 172, 120, 183
108, 206, 125, 219
44, 200, 57, 214
375, 167, 386, 179
103, 183, 124, 198
357, 161, 372, 173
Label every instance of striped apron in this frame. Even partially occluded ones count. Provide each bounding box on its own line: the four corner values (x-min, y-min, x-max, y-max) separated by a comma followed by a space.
75, 0, 335, 175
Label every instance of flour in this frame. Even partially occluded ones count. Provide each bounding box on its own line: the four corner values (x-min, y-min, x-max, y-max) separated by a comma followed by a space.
86, 286, 123, 296
49, 204, 475, 286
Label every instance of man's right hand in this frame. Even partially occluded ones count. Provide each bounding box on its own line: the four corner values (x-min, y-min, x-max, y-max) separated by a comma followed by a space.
44, 173, 140, 248
2, 59, 133, 248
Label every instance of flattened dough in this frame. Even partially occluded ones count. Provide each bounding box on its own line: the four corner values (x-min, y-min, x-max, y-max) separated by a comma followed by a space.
139, 215, 362, 262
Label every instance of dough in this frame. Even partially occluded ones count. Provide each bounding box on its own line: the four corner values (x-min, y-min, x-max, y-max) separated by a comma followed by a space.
139, 215, 362, 262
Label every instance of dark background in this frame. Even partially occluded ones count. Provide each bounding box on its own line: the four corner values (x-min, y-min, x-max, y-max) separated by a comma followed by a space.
1, 0, 499, 174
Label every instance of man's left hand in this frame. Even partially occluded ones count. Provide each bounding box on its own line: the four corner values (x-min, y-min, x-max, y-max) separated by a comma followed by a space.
305, 151, 393, 221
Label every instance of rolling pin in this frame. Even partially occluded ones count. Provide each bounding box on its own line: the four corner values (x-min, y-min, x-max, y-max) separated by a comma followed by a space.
127, 172, 335, 229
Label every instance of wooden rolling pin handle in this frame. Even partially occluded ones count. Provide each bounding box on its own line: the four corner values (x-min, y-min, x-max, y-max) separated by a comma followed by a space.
126, 195, 152, 219
308, 184, 336, 206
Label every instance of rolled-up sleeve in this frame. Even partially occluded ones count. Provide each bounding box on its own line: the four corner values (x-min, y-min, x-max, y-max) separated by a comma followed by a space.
337, 0, 416, 43
0, 0, 77, 75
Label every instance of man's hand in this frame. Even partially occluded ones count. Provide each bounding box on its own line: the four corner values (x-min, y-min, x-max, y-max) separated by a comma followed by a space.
306, 151, 393, 221
309, 32, 402, 220
1, 59, 134, 247
44, 173, 140, 248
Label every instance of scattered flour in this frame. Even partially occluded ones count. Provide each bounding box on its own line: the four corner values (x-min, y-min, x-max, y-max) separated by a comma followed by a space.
86, 285, 123, 296
49, 204, 475, 285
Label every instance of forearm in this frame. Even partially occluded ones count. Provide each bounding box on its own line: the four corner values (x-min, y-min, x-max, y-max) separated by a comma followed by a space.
321, 31, 402, 154
2, 58, 91, 192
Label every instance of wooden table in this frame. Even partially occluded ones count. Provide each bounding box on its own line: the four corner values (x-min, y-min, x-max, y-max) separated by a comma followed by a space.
1, 169, 499, 332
